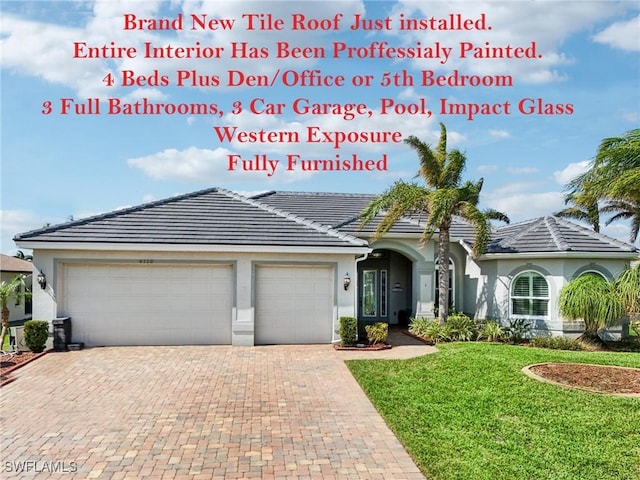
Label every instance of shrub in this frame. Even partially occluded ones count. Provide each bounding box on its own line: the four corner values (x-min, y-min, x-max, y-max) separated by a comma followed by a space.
529, 336, 584, 351
425, 321, 451, 344
365, 322, 388, 345
445, 312, 477, 341
339, 316, 357, 347
477, 320, 505, 342
23, 320, 49, 353
408, 317, 430, 338
504, 318, 532, 343
630, 319, 640, 337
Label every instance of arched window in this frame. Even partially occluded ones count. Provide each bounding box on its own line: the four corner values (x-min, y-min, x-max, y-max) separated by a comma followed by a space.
510, 271, 549, 317
435, 260, 455, 310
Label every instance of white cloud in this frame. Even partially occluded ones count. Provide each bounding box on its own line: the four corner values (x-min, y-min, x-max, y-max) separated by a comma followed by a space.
127, 146, 314, 183
553, 160, 591, 185
1, 210, 44, 255
593, 15, 640, 52
477, 164, 497, 173
390, 1, 628, 83
484, 190, 564, 222
489, 129, 510, 139
507, 166, 538, 174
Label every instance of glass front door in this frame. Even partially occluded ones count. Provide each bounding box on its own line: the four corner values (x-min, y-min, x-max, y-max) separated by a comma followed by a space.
359, 268, 387, 322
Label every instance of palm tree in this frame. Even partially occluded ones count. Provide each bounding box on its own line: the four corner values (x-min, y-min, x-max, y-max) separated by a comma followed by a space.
14, 250, 33, 262
0, 275, 30, 350
555, 191, 600, 232
600, 198, 640, 244
558, 273, 624, 343
360, 123, 509, 323
562, 128, 640, 242
615, 263, 640, 317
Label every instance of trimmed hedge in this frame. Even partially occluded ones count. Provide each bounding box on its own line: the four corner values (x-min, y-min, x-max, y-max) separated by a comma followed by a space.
23, 320, 49, 353
339, 316, 357, 347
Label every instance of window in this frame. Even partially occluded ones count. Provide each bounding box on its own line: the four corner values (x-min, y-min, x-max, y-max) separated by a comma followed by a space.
434, 260, 454, 309
380, 270, 387, 317
362, 269, 377, 317
511, 272, 549, 317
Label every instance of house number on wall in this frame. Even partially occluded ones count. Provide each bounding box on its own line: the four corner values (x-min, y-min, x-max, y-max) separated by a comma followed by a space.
139, 259, 154, 264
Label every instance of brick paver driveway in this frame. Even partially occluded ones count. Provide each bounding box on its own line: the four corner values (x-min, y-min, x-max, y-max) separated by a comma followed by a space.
1, 344, 431, 479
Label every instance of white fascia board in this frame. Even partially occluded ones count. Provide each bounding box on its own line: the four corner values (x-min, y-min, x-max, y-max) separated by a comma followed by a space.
16, 241, 371, 255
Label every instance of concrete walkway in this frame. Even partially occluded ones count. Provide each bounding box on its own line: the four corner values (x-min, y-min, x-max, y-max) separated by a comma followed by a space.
0, 339, 435, 480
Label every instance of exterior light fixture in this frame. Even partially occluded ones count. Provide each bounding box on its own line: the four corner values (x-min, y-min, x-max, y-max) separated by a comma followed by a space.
343, 273, 351, 291
392, 282, 403, 292
37, 271, 47, 290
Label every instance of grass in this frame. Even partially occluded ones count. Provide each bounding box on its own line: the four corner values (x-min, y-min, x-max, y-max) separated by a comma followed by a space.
347, 342, 640, 480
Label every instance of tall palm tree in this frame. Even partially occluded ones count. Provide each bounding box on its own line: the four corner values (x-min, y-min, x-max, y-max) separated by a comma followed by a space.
0, 275, 29, 350
555, 191, 600, 232
600, 198, 640, 244
562, 129, 640, 242
360, 123, 509, 323
13, 250, 33, 262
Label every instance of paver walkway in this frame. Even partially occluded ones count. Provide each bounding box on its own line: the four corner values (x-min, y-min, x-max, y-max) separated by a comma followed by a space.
1, 339, 435, 479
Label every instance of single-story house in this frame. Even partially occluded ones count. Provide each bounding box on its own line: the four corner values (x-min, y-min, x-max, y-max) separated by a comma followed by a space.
0, 253, 33, 323
14, 187, 639, 346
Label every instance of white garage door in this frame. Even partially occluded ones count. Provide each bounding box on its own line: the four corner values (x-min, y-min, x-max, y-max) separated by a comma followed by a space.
61, 263, 233, 346
255, 265, 334, 344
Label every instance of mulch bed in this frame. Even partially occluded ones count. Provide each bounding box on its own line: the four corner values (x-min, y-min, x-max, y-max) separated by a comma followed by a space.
0, 350, 49, 387
334, 343, 392, 351
526, 363, 640, 396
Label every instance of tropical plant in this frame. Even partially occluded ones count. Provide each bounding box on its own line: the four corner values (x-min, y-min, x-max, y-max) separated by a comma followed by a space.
630, 319, 640, 337
445, 312, 476, 341
365, 322, 388, 345
529, 336, 584, 351
558, 273, 624, 343
360, 123, 509, 323
13, 250, 33, 262
561, 128, 640, 243
424, 320, 450, 344
615, 263, 640, 315
0, 274, 30, 350
504, 318, 533, 343
476, 320, 505, 342
408, 317, 431, 338
555, 190, 600, 232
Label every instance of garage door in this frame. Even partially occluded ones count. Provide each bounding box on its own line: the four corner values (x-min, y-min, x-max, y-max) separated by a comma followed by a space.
255, 265, 334, 344
61, 263, 233, 346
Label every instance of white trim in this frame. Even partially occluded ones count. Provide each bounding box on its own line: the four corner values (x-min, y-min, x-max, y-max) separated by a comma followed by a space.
16, 241, 371, 255
509, 271, 550, 319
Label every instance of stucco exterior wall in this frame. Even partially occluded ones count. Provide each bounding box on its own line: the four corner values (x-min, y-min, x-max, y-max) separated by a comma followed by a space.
463, 255, 633, 337
32, 248, 359, 346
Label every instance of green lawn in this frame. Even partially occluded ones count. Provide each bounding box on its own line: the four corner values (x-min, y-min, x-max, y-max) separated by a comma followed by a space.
347, 342, 640, 480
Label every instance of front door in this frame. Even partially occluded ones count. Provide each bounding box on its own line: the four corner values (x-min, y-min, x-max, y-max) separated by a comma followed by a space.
359, 267, 388, 324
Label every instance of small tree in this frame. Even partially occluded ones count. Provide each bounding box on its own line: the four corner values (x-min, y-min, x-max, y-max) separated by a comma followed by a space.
558, 273, 624, 343
0, 274, 30, 349
615, 263, 640, 316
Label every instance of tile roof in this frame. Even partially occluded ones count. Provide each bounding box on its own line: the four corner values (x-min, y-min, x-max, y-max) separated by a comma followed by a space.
14, 188, 367, 248
486, 216, 637, 254
14, 189, 637, 256
0, 254, 33, 273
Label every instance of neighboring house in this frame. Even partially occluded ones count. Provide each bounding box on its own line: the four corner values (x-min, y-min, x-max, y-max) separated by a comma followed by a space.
0, 254, 33, 323
14, 188, 639, 346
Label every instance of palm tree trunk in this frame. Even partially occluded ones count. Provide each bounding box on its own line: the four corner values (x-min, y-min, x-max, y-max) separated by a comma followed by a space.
438, 221, 451, 324
1, 305, 9, 350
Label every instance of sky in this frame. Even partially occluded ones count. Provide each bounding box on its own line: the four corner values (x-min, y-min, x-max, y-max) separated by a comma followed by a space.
1, 0, 639, 255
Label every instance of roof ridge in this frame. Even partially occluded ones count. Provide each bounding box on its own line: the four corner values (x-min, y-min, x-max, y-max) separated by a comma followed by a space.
551, 215, 637, 252
219, 189, 369, 247
495, 217, 541, 248
253, 190, 377, 198
544, 216, 571, 251
14, 187, 221, 240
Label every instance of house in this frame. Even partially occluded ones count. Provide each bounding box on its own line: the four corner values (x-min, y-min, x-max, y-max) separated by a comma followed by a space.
14, 188, 639, 346
0, 253, 33, 324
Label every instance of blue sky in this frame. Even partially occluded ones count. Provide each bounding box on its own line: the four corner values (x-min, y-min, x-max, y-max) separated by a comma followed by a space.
1, 0, 639, 254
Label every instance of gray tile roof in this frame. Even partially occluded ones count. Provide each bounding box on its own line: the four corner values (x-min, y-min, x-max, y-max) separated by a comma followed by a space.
15, 188, 637, 256
486, 216, 637, 254
14, 188, 367, 248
